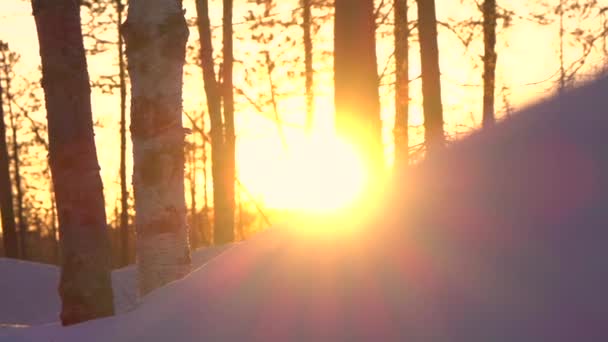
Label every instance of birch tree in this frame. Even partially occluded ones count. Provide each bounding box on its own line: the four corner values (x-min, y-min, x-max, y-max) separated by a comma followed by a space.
122, 0, 191, 295
31, 0, 114, 325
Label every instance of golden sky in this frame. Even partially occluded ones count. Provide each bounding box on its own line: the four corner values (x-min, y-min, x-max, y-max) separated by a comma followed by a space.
1, 0, 606, 212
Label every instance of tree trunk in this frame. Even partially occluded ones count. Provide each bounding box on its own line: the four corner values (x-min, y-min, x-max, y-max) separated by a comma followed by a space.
482, 0, 497, 128
302, 0, 314, 134
334, 0, 382, 168
9, 110, 26, 260
116, 0, 130, 267
218, 0, 236, 245
194, 0, 233, 245
394, 0, 409, 170
189, 137, 199, 248
1, 55, 28, 259
0, 75, 18, 259
122, 0, 191, 296
416, 0, 444, 153
32, 0, 115, 325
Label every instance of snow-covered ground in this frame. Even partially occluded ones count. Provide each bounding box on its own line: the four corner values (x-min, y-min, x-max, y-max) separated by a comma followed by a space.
2, 76, 608, 341
0, 245, 228, 327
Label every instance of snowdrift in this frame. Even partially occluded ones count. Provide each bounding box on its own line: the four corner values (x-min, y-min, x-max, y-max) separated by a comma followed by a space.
2, 76, 608, 341
0, 246, 227, 327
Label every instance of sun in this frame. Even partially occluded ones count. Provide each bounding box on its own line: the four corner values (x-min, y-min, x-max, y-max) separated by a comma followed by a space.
238, 132, 368, 213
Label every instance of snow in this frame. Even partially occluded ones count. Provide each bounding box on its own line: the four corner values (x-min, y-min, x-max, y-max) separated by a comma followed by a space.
2, 76, 608, 341
0, 245, 228, 326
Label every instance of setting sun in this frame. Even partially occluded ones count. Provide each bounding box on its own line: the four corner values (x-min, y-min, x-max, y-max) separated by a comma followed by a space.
239, 133, 368, 212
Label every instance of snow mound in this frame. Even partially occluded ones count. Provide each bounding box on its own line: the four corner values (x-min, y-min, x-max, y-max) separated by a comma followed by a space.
3, 76, 608, 341
0, 245, 228, 327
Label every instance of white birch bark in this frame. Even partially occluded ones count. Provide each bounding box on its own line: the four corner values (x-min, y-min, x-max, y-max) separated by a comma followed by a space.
122, 0, 191, 296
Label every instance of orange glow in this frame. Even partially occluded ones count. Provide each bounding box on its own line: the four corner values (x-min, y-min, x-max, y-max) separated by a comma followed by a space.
238, 131, 368, 213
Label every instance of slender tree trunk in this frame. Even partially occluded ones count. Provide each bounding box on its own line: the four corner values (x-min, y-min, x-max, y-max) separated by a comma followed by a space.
394, 0, 409, 170
194, 0, 232, 245
558, 0, 566, 92
116, 0, 130, 267
201, 118, 210, 245
122, 0, 191, 296
49, 182, 59, 264
32, 0, 114, 325
302, 0, 314, 134
218, 0, 236, 244
3, 63, 27, 259
189, 137, 199, 248
0, 77, 18, 259
416, 0, 444, 154
482, 0, 497, 128
334, 0, 382, 169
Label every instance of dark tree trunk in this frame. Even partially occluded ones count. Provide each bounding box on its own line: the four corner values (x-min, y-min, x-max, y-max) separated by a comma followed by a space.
1, 57, 28, 259
302, 0, 314, 134
7, 97, 27, 259
334, 0, 382, 168
218, 0, 236, 245
189, 137, 199, 248
482, 0, 497, 128
416, 0, 444, 153
0, 76, 18, 259
116, 0, 130, 267
32, 0, 114, 325
194, 0, 233, 245
394, 0, 409, 170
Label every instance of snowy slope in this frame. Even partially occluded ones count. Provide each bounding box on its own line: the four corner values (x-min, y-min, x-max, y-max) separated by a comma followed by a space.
2, 76, 608, 341
0, 245, 228, 326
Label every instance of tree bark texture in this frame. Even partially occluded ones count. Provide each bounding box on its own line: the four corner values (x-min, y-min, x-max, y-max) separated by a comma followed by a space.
122, 0, 191, 296
334, 0, 383, 168
416, 0, 445, 153
482, 0, 497, 128
32, 0, 115, 325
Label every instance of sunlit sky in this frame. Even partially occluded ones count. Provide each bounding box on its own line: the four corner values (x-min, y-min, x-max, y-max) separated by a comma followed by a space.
1, 0, 607, 214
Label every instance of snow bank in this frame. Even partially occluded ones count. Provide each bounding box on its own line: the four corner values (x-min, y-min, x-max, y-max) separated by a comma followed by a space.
0, 245, 228, 327
3, 76, 608, 341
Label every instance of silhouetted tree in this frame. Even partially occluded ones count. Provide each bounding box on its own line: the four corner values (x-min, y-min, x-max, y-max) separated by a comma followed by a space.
482, 0, 497, 128
219, 0, 236, 244
334, 0, 382, 167
302, 0, 314, 134
394, 0, 409, 170
0, 42, 17, 259
0, 45, 28, 259
416, 0, 444, 153
122, 0, 191, 295
32, 0, 115, 325
194, 0, 234, 245
82, 0, 131, 267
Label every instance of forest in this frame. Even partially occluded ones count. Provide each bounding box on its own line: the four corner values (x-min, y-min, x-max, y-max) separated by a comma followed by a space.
1, 0, 608, 340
